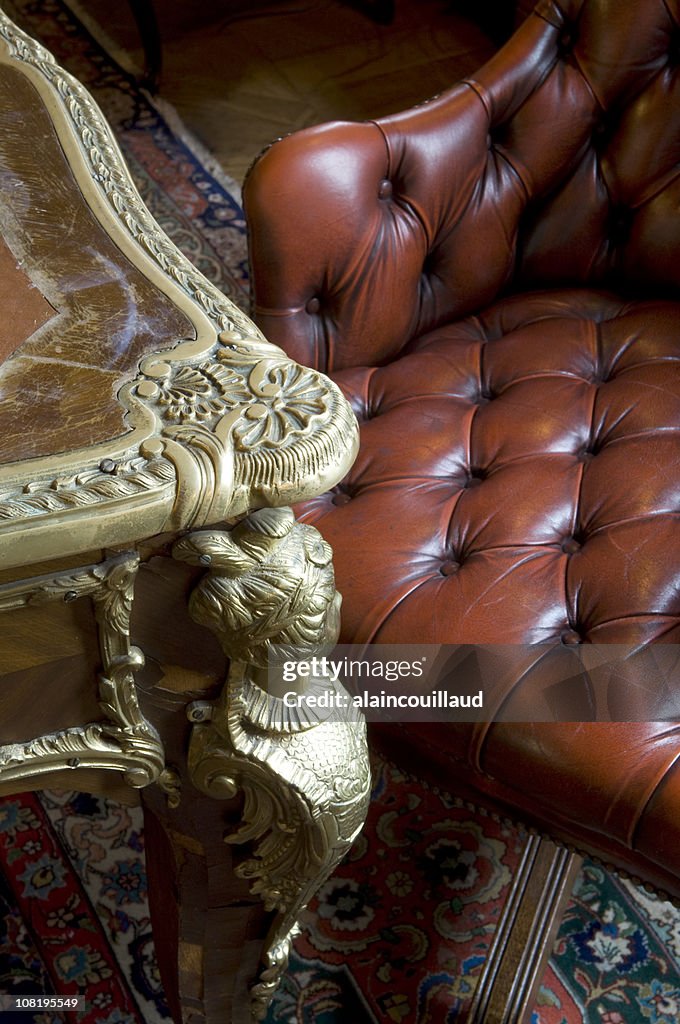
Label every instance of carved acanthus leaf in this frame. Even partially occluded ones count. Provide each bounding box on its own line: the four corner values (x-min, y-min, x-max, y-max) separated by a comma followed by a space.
176, 510, 370, 1020
142, 357, 332, 450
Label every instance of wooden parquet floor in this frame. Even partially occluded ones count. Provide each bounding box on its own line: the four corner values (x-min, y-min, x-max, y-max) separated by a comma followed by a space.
77, 0, 496, 185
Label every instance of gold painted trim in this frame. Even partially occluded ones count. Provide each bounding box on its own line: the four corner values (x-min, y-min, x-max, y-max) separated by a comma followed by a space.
0, 552, 166, 789
175, 510, 371, 1020
0, 8, 358, 573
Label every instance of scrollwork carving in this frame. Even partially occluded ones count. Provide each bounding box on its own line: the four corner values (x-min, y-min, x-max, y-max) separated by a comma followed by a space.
140, 345, 358, 529
140, 355, 330, 447
0, 553, 165, 790
173, 509, 370, 1020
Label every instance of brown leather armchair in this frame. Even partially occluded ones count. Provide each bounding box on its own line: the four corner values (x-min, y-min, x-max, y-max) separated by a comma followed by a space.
243, 0, 680, 1017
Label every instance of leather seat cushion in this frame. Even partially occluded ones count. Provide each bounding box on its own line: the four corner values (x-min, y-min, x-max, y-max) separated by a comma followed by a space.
295, 286, 680, 896
298, 287, 680, 646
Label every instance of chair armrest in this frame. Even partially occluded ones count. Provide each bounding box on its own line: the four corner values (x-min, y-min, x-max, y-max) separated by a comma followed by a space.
243, 11, 555, 373
245, 0, 680, 373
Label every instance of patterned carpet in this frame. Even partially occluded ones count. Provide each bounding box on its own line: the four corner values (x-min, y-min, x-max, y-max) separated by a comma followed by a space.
0, 790, 167, 1024
1, 2, 680, 1022
3, 759, 680, 1024
274, 759, 680, 1024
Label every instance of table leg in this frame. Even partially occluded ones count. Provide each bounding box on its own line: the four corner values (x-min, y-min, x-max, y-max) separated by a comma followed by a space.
142, 782, 271, 1024
127, 0, 162, 90
145, 508, 371, 1023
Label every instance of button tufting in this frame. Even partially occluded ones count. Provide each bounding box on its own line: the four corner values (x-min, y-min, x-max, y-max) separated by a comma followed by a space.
608, 205, 633, 246
561, 537, 581, 555
669, 32, 680, 66
558, 26, 577, 55
465, 468, 486, 487
561, 629, 582, 645
487, 125, 507, 148
305, 296, 321, 314
440, 559, 461, 576
378, 179, 393, 200
332, 491, 352, 507
592, 119, 611, 150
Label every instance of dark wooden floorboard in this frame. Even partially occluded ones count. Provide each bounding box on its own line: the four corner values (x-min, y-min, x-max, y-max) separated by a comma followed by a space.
80, 0, 497, 183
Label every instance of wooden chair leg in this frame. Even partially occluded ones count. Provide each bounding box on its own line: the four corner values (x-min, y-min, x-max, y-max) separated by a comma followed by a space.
339, 0, 395, 25
127, 0, 162, 91
468, 835, 582, 1024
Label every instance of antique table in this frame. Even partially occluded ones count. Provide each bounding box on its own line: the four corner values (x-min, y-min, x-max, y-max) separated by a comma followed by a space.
0, 8, 370, 1022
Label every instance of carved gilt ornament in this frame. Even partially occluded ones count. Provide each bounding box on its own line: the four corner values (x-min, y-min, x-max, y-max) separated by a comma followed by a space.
0, 9, 358, 574
0, 552, 176, 797
174, 509, 371, 1020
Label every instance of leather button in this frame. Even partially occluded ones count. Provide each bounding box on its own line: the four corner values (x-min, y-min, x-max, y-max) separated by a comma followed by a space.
378, 179, 393, 200
561, 629, 582, 645
608, 205, 633, 246
561, 537, 581, 555
558, 27, 576, 54
440, 559, 461, 576
306, 296, 321, 314
332, 492, 352, 507
670, 33, 680, 66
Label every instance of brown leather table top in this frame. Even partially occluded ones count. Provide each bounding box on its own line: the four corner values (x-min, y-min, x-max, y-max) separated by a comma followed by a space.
0, 60, 194, 466
0, 14, 357, 575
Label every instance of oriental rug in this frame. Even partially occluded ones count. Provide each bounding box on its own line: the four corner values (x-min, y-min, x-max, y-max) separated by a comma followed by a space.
1, 2, 680, 1023
2, 760, 680, 1024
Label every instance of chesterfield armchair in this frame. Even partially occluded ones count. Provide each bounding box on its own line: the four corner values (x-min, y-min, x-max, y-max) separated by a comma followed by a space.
243, 0, 680, 1018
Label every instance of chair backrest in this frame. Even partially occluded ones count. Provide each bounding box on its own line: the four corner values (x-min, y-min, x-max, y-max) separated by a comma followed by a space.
244, 0, 680, 372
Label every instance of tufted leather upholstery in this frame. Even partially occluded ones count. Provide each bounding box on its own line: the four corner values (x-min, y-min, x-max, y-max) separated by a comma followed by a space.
244, 0, 680, 899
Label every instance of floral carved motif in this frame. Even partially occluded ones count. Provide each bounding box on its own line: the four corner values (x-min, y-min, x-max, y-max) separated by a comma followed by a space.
142, 356, 331, 450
